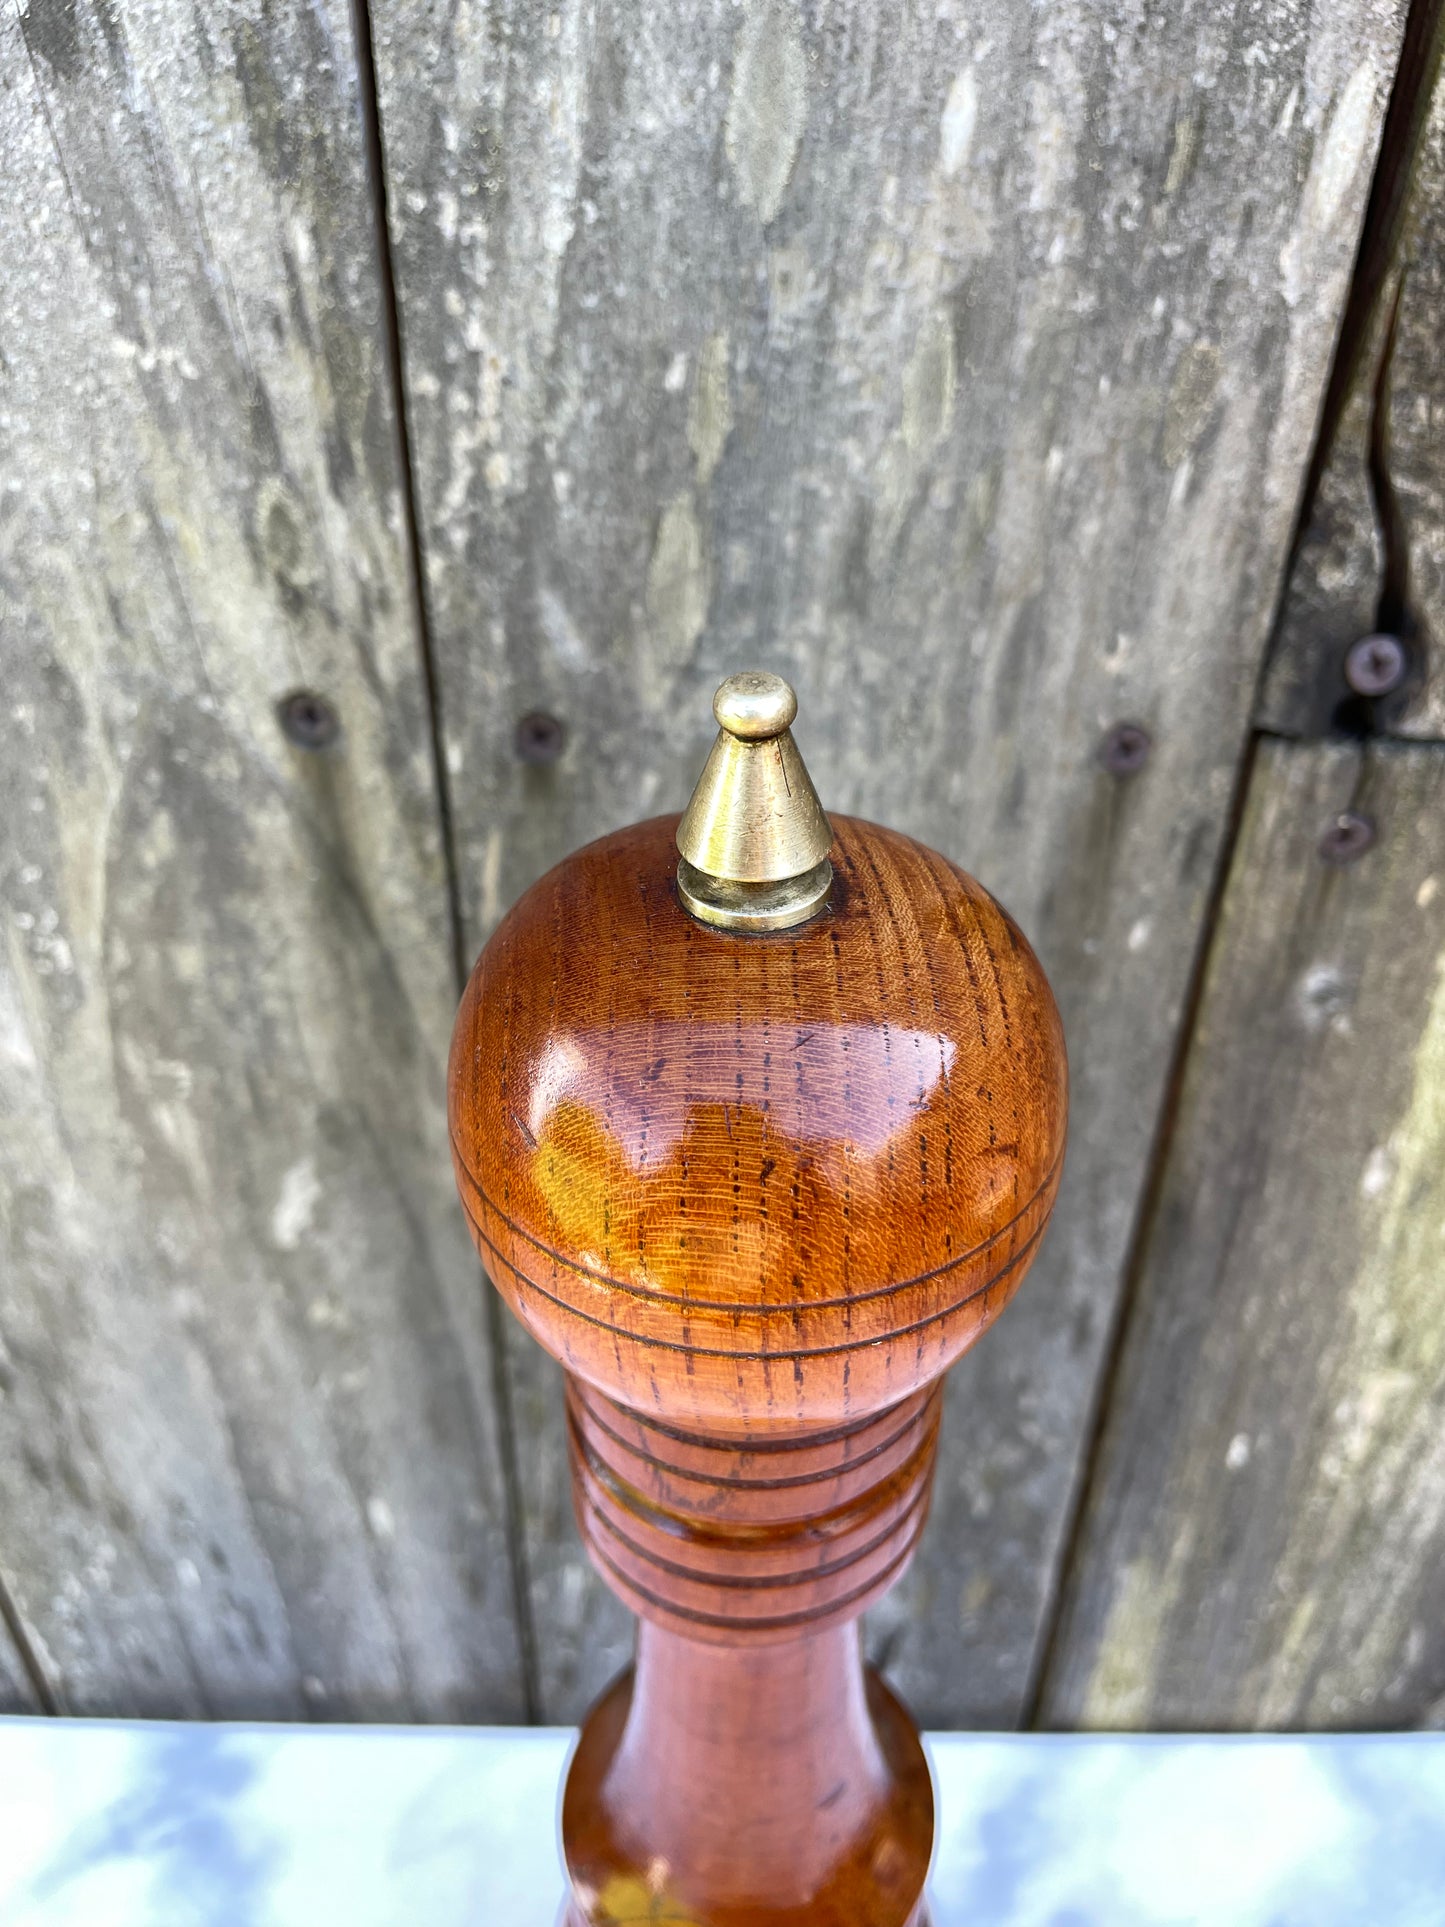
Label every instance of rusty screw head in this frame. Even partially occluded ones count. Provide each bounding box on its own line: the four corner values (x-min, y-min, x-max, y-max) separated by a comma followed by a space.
1319, 810, 1376, 865
1344, 633, 1407, 698
514, 710, 567, 765
1099, 721, 1152, 777
278, 688, 340, 751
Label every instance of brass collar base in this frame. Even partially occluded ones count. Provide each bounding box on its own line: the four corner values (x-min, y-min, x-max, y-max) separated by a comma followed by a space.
676, 856, 833, 933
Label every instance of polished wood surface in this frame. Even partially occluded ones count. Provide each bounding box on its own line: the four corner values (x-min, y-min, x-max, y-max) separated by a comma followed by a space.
448, 810, 1066, 1922
449, 813, 1067, 1431
566, 1378, 942, 1642
558, 1392, 940, 1923
563, 1625, 933, 1927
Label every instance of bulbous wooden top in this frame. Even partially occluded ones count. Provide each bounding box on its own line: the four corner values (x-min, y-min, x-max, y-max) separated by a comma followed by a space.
448, 813, 1067, 1430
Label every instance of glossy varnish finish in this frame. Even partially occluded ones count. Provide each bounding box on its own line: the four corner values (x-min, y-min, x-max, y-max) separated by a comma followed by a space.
449, 813, 1066, 1430
564, 1624, 934, 1927
448, 810, 1067, 1923
567, 1378, 942, 1642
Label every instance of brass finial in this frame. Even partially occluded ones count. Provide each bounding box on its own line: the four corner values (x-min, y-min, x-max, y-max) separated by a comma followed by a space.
676, 672, 833, 931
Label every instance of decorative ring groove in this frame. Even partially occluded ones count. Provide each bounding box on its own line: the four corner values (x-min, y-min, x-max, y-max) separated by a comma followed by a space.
569, 1385, 931, 1491
461, 1201, 1047, 1362
566, 1402, 942, 1549
582, 1383, 933, 1457
585, 1514, 928, 1634
452, 1126, 1063, 1315
577, 1466, 934, 1595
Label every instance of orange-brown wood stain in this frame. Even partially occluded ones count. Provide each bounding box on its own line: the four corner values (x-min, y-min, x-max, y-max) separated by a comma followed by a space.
449, 813, 1067, 1923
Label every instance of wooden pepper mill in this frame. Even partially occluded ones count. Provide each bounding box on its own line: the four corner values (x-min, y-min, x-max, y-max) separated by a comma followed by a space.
449, 674, 1067, 1926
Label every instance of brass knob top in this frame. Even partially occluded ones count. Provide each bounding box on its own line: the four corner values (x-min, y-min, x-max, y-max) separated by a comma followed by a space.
712, 670, 798, 740
676, 672, 833, 932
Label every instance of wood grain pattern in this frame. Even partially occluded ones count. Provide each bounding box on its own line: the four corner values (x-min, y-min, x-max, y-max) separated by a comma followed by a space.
1042, 737, 1445, 1730
559, 1386, 937, 1922
0, 1606, 42, 1713
566, 1379, 943, 1642
0, 0, 523, 1716
562, 1388, 939, 1921
449, 807, 1063, 1920
1260, 26, 1445, 742
564, 1626, 933, 1927
375, 0, 1406, 1720
448, 814, 1066, 1428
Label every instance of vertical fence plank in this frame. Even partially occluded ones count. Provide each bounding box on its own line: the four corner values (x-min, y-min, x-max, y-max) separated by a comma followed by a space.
371, 0, 1406, 1719
1042, 737, 1445, 1728
0, 0, 524, 1716
0, 1616, 42, 1714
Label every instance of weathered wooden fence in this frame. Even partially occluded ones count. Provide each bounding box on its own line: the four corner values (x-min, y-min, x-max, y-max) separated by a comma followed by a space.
1, 0, 1441, 1730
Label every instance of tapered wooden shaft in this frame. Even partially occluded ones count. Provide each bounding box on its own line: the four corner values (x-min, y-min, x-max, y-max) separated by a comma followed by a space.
564, 1622, 932, 1927
448, 680, 1067, 1923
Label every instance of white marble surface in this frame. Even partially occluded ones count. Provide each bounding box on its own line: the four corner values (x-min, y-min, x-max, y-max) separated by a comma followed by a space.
1, 1718, 1442, 1924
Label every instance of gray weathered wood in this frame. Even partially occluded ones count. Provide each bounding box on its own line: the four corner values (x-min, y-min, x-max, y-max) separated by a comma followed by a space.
0, 1603, 42, 1714
1260, 43, 1445, 741
372, 0, 1405, 1720
0, 0, 524, 1717
1042, 737, 1445, 1729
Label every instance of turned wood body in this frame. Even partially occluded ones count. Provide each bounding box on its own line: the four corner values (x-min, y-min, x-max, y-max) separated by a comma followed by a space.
564, 1623, 933, 1927
448, 809, 1067, 1924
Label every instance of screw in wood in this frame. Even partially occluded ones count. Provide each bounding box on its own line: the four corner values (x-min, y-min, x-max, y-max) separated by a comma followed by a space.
515, 710, 567, 765
1319, 810, 1376, 865
277, 688, 340, 750
1099, 721, 1151, 776
1343, 633, 1407, 698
